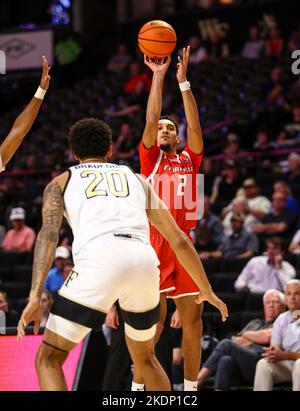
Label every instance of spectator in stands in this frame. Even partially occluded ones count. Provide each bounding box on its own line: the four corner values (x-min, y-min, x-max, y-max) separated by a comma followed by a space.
0, 290, 19, 327
265, 27, 284, 57
198, 289, 286, 391
284, 152, 300, 187
225, 178, 271, 221
288, 24, 300, 52
224, 133, 240, 156
202, 158, 217, 197
114, 123, 139, 164
40, 290, 54, 327
223, 198, 256, 236
289, 228, 300, 254
106, 43, 131, 74
206, 31, 229, 59
273, 180, 299, 213
211, 160, 243, 213
123, 61, 151, 95
200, 212, 258, 260
1, 207, 36, 252
62, 260, 74, 282
284, 104, 300, 141
241, 26, 264, 59
234, 237, 296, 293
253, 129, 274, 152
44, 246, 70, 294
194, 196, 223, 251
261, 67, 283, 103
254, 280, 300, 391
254, 191, 297, 243
185, 36, 207, 65
274, 130, 295, 148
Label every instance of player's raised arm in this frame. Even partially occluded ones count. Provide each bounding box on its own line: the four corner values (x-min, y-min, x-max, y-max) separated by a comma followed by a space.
139, 175, 228, 321
177, 46, 203, 154
17, 173, 66, 339
142, 55, 171, 149
0, 57, 50, 168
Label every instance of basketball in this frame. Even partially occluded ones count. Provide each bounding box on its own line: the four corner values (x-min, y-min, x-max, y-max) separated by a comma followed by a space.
138, 20, 177, 59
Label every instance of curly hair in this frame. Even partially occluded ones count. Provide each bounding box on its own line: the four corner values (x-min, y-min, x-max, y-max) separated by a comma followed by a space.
68, 118, 112, 159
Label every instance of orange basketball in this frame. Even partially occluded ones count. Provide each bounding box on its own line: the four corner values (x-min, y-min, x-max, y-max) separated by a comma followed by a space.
138, 20, 177, 59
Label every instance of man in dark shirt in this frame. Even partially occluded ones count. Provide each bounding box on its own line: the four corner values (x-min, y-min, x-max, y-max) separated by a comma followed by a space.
200, 212, 258, 259
0, 290, 18, 328
254, 192, 297, 248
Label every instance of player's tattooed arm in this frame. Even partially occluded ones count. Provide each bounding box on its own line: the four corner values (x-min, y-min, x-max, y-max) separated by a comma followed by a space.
30, 180, 64, 298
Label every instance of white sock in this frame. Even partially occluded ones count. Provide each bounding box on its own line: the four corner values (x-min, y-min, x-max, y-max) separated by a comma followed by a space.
131, 381, 145, 391
184, 379, 198, 391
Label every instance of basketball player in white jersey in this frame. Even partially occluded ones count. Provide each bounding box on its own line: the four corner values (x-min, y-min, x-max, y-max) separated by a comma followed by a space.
17, 118, 227, 391
0, 57, 50, 173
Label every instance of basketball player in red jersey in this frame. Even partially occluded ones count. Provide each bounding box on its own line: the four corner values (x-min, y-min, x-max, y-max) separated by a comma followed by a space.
136, 46, 204, 391
0, 57, 50, 173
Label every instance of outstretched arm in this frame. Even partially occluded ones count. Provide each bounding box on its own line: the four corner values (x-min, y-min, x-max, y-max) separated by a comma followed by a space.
142, 56, 171, 149
17, 175, 65, 339
139, 175, 228, 321
177, 46, 203, 154
0, 57, 51, 167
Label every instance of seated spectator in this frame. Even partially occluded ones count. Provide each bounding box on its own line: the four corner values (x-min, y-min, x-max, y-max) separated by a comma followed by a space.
223, 198, 256, 236
184, 36, 207, 65
225, 178, 271, 221
223, 133, 240, 156
202, 158, 217, 197
254, 191, 297, 244
44, 246, 71, 294
206, 31, 229, 59
234, 237, 296, 293
211, 160, 243, 213
260, 67, 283, 104
265, 27, 284, 57
273, 180, 299, 213
40, 290, 54, 327
254, 280, 300, 391
198, 289, 286, 391
200, 212, 258, 260
114, 123, 139, 163
123, 62, 151, 95
194, 196, 223, 251
288, 229, 300, 254
106, 43, 131, 74
1, 207, 36, 252
0, 290, 18, 327
274, 131, 296, 148
241, 26, 264, 59
284, 152, 300, 187
284, 104, 300, 141
288, 24, 300, 52
253, 129, 274, 152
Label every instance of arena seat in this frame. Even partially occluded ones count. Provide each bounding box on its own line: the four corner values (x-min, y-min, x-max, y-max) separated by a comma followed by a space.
245, 292, 264, 312
1, 281, 31, 299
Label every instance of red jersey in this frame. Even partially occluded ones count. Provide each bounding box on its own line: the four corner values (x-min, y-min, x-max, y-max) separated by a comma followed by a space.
139, 143, 203, 232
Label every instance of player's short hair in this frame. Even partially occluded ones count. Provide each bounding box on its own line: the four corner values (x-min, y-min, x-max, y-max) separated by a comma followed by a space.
69, 118, 112, 159
159, 116, 179, 135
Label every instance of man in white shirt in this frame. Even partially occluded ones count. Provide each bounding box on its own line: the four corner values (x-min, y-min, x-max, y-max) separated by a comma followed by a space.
0, 57, 50, 173
234, 237, 295, 293
254, 280, 300, 391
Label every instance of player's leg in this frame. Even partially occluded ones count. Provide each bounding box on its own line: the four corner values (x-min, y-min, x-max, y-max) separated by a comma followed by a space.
175, 296, 203, 390
36, 312, 92, 391
132, 292, 167, 387
125, 332, 171, 391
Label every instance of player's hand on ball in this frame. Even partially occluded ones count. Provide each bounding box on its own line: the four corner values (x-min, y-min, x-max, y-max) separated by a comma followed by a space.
196, 291, 228, 322
144, 54, 171, 75
40, 56, 51, 90
176, 45, 190, 83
